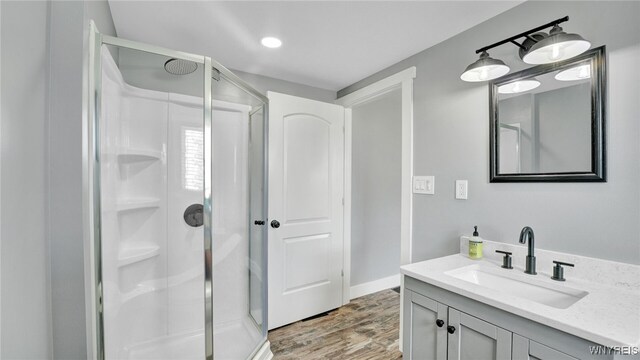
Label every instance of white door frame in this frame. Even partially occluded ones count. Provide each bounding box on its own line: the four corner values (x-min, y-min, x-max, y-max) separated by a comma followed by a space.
335, 66, 416, 304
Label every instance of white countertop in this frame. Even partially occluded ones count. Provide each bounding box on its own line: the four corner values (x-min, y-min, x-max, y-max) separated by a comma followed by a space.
401, 250, 640, 348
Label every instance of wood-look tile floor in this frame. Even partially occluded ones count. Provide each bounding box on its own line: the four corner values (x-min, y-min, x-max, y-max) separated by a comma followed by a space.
268, 289, 403, 359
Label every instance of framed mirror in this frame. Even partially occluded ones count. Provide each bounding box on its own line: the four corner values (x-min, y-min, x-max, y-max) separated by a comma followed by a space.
490, 46, 606, 182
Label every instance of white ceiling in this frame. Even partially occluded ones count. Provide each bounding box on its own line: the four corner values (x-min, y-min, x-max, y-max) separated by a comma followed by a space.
108, 1, 523, 91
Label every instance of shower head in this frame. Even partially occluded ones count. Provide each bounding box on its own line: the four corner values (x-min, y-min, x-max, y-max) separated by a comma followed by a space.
164, 58, 198, 75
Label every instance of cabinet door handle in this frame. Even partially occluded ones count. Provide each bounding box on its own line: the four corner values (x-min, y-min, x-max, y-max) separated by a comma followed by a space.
436, 319, 444, 327
447, 325, 456, 334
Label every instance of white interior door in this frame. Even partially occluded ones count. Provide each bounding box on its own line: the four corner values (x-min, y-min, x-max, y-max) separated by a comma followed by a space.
268, 91, 345, 330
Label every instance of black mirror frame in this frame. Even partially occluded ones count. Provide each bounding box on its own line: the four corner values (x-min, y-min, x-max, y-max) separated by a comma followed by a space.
489, 46, 606, 183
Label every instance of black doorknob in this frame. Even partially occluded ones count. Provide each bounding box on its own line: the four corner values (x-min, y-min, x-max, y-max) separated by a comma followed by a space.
447, 325, 456, 334
271, 220, 280, 228
436, 319, 444, 327
254, 220, 265, 225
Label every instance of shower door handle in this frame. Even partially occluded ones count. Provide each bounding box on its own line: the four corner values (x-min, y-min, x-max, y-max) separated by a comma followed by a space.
270, 220, 280, 229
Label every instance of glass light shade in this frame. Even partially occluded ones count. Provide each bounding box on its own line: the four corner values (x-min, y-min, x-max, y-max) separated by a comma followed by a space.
461, 52, 510, 82
522, 26, 590, 64
555, 64, 591, 81
498, 79, 541, 94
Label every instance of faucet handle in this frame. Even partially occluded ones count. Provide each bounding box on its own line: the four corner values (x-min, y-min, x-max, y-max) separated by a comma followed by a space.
495, 250, 513, 269
551, 260, 574, 281
553, 260, 574, 267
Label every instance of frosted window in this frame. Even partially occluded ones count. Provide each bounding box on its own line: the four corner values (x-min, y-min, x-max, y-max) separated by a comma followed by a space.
183, 128, 203, 191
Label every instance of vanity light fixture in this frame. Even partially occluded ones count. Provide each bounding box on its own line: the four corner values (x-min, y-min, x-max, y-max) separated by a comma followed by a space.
498, 79, 541, 94
461, 16, 591, 82
460, 51, 510, 82
555, 64, 591, 81
522, 25, 591, 64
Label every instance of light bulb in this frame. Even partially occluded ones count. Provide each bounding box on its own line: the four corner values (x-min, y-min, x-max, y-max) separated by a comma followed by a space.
578, 65, 589, 79
550, 44, 561, 60
479, 68, 489, 81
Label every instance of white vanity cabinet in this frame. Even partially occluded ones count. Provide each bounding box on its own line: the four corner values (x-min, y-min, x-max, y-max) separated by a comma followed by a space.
403, 276, 614, 360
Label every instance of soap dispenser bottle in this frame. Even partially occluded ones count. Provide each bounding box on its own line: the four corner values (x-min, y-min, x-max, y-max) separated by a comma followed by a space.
469, 226, 483, 259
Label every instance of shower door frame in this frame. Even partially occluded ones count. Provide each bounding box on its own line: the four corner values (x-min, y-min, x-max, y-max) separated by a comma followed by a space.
83, 21, 213, 360
85, 21, 213, 359
86, 21, 270, 360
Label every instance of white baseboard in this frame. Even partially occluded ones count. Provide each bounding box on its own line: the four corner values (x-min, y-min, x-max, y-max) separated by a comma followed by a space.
349, 274, 400, 300
252, 340, 273, 360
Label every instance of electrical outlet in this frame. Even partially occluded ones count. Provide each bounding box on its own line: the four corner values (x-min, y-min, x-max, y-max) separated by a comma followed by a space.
455, 180, 468, 200
414, 176, 434, 195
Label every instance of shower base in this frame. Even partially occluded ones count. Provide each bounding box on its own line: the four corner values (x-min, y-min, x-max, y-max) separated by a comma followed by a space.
122, 316, 266, 360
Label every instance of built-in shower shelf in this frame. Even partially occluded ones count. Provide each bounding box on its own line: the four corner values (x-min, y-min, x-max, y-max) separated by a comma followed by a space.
119, 266, 200, 305
121, 283, 158, 303
117, 148, 162, 163
117, 243, 160, 267
116, 198, 161, 212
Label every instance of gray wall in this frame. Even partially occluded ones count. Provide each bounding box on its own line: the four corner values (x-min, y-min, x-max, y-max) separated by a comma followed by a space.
1, 2, 52, 358
49, 1, 117, 358
1, 0, 117, 358
351, 90, 402, 286
48, 3, 86, 356
339, 1, 640, 265
49, 2, 117, 359
232, 69, 336, 103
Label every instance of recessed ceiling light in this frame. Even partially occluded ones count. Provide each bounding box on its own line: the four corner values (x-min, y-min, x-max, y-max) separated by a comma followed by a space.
261, 37, 282, 49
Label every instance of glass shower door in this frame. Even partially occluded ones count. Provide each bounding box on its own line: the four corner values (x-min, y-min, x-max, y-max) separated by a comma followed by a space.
210, 73, 268, 360
95, 37, 210, 359
90, 24, 269, 360
248, 105, 267, 332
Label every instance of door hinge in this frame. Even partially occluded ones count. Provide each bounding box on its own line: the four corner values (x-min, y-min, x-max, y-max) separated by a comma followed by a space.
341, 269, 344, 277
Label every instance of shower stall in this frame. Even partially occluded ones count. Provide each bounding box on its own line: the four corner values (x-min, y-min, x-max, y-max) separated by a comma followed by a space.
85, 23, 270, 360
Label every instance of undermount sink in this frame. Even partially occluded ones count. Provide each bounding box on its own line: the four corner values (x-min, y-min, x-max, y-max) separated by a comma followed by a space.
445, 265, 588, 309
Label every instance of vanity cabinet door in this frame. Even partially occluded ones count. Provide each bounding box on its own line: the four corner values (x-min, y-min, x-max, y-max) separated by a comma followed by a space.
447, 308, 512, 360
403, 290, 448, 360
512, 334, 578, 360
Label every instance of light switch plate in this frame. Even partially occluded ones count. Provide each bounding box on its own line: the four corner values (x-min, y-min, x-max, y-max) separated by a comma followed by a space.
455, 180, 468, 199
414, 176, 434, 195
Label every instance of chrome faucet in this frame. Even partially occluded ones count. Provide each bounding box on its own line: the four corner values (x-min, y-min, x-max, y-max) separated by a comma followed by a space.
519, 226, 536, 275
